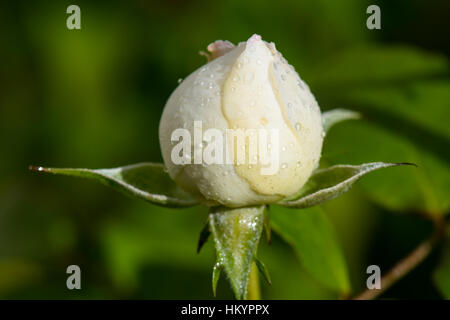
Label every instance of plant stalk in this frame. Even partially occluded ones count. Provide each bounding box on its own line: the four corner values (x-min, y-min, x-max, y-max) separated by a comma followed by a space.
354, 216, 446, 300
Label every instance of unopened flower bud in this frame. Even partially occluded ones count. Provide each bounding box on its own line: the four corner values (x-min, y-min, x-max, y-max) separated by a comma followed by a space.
159, 34, 324, 207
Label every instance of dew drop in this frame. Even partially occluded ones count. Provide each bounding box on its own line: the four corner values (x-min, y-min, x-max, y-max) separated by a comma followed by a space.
244, 72, 254, 84
281, 163, 288, 169
282, 146, 287, 152
177, 78, 183, 83
232, 75, 240, 82
295, 122, 302, 131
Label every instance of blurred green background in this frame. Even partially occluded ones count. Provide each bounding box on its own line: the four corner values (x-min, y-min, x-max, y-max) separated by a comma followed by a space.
1, 0, 449, 299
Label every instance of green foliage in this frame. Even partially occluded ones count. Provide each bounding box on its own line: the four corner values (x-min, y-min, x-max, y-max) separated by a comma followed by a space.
270, 206, 350, 294
313, 46, 450, 215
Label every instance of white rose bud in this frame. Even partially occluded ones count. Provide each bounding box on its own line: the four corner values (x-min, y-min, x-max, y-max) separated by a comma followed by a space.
159, 34, 324, 207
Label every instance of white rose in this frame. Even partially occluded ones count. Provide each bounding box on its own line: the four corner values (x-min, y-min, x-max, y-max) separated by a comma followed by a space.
159, 34, 324, 207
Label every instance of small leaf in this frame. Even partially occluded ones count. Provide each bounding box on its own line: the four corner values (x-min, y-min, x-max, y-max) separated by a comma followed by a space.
29, 163, 198, 208
254, 257, 272, 285
212, 262, 222, 297
279, 162, 415, 208
209, 205, 265, 300
197, 220, 211, 254
270, 206, 350, 293
322, 108, 361, 133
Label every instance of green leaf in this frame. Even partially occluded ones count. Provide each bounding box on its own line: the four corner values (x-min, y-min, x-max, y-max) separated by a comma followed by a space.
270, 206, 350, 294
323, 120, 450, 214
322, 108, 361, 133
309, 45, 447, 89
279, 162, 414, 209
209, 205, 265, 300
29, 163, 198, 208
310, 45, 450, 215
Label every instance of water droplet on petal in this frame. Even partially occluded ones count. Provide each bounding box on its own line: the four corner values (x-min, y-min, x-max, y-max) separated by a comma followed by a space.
281, 163, 288, 169
295, 122, 302, 131
244, 72, 254, 84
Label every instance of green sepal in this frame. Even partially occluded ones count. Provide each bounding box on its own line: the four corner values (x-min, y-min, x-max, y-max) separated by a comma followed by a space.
209, 205, 265, 300
29, 163, 198, 208
322, 108, 361, 133
212, 262, 222, 297
279, 162, 415, 208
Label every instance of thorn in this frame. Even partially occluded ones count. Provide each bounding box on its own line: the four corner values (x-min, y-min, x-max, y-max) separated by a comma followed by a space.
395, 162, 418, 167
28, 165, 49, 172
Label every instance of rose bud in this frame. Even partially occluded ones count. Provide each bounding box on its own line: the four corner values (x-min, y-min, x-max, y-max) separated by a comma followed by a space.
159, 34, 324, 207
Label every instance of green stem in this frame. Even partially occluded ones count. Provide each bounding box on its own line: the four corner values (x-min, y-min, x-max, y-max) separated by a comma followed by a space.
247, 262, 261, 300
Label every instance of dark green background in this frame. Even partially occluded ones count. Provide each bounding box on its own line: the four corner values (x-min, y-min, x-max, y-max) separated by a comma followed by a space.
1, 0, 449, 299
